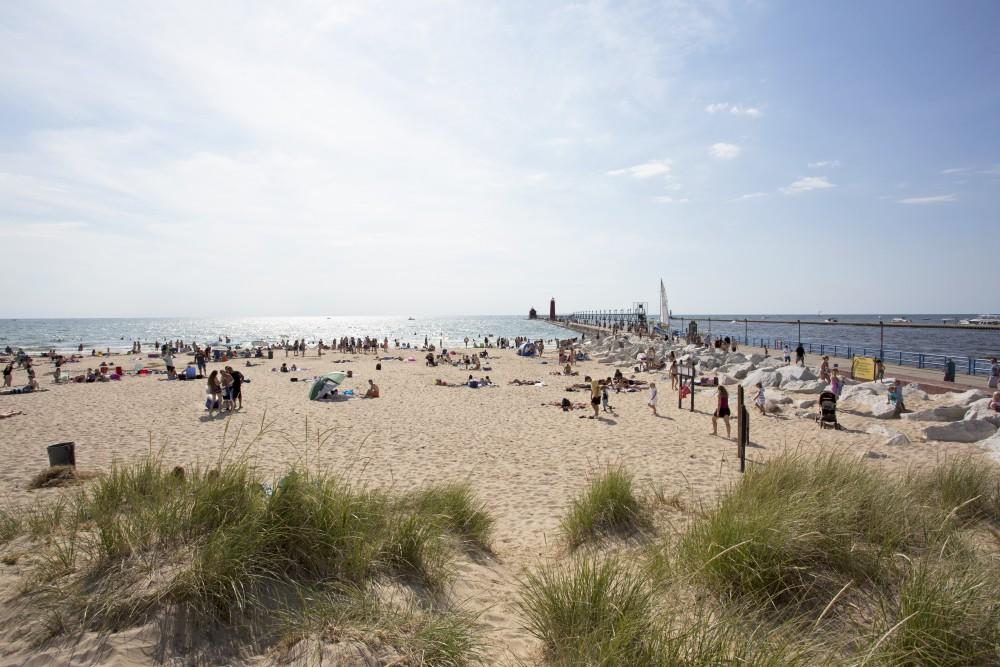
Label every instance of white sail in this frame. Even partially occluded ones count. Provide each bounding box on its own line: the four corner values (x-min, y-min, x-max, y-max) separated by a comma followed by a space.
659, 279, 669, 329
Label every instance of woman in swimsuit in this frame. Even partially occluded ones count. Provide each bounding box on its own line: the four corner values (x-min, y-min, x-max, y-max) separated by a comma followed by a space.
712, 386, 732, 438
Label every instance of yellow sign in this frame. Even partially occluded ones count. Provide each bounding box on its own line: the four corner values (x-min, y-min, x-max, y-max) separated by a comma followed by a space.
851, 356, 877, 381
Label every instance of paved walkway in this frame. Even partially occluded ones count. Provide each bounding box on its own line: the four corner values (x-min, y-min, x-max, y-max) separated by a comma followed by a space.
551, 321, 994, 395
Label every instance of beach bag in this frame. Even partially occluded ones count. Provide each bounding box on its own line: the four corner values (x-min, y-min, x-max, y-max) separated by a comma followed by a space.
205, 397, 213, 409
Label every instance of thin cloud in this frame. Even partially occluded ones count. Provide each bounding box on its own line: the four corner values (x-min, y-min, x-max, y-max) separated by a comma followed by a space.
608, 160, 671, 178
705, 102, 761, 118
941, 167, 970, 175
780, 176, 835, 194
737, 192, 767, 200
654, 195, 688, 203
710, 143, 741, 160
898, 195, 957, 204
808, 160, 841, 168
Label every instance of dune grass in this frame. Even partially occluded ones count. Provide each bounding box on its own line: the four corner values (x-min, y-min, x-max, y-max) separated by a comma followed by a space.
560, 464, 648, 548
522, 454, 1000, 666
867, 557, 1000, 667
907, 454, 1000, 526
677, 452, 964, 606
517, 555, 818, 666
0, 455, 492, 664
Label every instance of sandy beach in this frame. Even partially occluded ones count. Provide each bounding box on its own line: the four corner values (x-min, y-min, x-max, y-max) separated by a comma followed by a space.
1, 339, 996, 665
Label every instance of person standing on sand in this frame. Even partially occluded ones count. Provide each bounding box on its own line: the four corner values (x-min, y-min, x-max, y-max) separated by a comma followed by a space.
712, 386, 732, 438
602, 382, 614, 413
590, 378, 600, 418
830, 367, 843, 397
647, 382, 658, 416
2, 362, 12, 388
207, 370, 222, 416
795, 343, 805, 366
819, 356, 831, 382
783, 345, 791, 364
220, 367, 234, 411
195, 348, 206, 376
988, 358, 999, 389
226, 366, 245, 410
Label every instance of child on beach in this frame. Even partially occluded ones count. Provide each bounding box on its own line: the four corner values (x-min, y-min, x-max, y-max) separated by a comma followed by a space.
783, 345, 791, 363
647, 382, 658, 416
712, 386, 732, 438
830, 367, 843, 397
753, 382, 767, 415
601, 382, 614, 413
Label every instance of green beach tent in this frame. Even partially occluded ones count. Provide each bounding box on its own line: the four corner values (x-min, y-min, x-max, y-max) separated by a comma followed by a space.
309, 371, 347, 400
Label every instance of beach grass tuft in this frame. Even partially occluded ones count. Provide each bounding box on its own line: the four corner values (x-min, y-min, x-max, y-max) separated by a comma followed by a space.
677, 452, 959, 606
405, 482, 495, 550
3, 454, 492, 663
517, 555, 819, 666
560, 464, 648, 548
907, 454, 1000, 526
868, 556, 1000, 666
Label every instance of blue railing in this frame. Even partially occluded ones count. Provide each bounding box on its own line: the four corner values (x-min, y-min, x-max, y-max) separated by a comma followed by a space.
729, 335, 994, 377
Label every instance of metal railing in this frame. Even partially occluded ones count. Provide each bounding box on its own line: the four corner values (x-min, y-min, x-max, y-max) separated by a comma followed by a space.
732, 335, 994, 377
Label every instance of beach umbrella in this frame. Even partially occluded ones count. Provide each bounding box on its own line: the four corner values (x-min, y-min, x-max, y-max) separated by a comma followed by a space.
309, 371, 347, 400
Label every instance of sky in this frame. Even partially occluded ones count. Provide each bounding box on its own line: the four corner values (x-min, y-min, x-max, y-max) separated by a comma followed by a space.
1, 0, 998, 317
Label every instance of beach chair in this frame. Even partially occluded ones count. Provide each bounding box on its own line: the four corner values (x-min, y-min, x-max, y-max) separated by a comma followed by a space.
817, 390, 840, 430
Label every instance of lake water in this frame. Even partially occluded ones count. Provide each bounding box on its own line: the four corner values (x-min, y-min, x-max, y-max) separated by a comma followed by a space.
662, 314, 999, 360
0, 314, 996, 360
0, 316, 569, 353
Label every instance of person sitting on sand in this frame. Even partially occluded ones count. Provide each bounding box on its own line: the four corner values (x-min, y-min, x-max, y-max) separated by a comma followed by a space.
753, 382, 767, 415
280, 363, 289, 373
425, 352, 437, 367
364, 379, 380, 398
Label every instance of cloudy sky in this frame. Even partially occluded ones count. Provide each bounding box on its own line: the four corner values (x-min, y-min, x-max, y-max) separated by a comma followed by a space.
1, 1, 998, 317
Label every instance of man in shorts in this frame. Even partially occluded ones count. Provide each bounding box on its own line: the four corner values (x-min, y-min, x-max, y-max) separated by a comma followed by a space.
226, 365, 245, 409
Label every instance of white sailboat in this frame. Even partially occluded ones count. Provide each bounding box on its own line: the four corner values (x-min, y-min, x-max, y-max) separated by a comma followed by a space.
655, 279, 670, 333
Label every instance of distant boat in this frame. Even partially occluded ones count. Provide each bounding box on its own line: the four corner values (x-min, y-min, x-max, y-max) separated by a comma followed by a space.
941, 318, 954, 324
959, 315, 1000, 326
408, 317, 415, 321
891, 317, 911, 323
824, 318, 838, 323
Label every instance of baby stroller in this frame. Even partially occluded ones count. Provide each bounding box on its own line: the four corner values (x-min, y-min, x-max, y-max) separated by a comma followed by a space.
817, 390, 841, 430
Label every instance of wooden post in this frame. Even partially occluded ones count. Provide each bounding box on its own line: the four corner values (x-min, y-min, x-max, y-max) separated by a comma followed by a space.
689, 359, 695, 411
737, 385, 748, 472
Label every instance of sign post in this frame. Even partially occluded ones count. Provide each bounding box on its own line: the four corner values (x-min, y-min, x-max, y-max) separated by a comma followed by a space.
851, 356, 877, 382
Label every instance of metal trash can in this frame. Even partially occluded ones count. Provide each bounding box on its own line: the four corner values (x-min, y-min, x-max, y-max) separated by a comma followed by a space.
47, 442, 76, 467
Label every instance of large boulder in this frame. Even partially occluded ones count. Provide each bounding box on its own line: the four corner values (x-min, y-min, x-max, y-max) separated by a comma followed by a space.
901, 405, 969, 422
923, 420, 998, 443
718, 374, 739, 385
841, 382, 890, 400
726, 362, 754, 380
782, 380, 828, 393
901, 384, 929, 401
977, 430, 1000, 463
741, 368, 783, 389
747, 353, 765, 364
777, 365, 818, 383
942, 389, 990, 407
964, 399, 1000, 427
796, 398, 817, 409
840, 393, 897, 419
757, 357, 785, 369
765, 391, 792, 405
724, 352, 747, 364
866, 424, 911, 446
